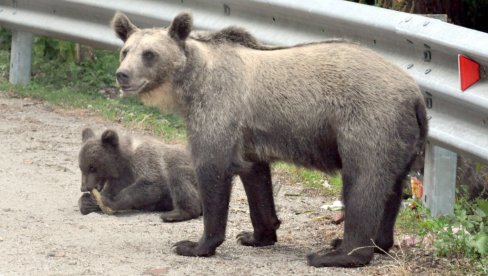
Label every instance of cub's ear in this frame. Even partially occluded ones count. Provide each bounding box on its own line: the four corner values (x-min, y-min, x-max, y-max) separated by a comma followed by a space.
168, 12, 192, 41
82, 128, 95, 143
111, 11, 139, 42
101, 130, 119, 147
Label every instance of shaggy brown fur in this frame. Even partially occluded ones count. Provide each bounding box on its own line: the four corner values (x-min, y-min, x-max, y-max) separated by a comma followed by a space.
111, 12, 428, 267
78, 128, 201, 222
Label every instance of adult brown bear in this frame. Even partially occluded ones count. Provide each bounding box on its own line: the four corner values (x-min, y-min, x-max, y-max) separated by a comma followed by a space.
111, 12, 427, 267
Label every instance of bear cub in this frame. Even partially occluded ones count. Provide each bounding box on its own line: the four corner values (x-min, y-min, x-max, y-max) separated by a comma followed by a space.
78, 128, 201, 222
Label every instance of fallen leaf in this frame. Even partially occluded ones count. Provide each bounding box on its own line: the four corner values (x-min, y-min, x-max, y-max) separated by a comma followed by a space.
143, 267, 169, 276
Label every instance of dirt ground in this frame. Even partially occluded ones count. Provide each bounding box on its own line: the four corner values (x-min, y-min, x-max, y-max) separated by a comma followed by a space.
0, 92, 448, 275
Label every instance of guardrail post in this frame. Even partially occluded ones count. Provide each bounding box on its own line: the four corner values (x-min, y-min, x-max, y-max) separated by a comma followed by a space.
423, 143, 457, 217
9, 30, 33, 85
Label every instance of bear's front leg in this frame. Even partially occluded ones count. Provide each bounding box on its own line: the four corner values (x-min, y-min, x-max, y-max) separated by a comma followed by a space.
173, 162, 233, 257
78, 193, 101, 215
98, 193, 117, 210
104, 178, 168, 212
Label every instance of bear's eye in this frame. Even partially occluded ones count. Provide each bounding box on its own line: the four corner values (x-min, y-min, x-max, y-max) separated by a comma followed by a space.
121, 49, 128, 59
89, 166, 96, 173
142, 50, 156, 61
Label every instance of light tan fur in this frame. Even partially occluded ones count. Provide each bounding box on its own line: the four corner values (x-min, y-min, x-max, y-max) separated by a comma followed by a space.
139, 81, 180, 113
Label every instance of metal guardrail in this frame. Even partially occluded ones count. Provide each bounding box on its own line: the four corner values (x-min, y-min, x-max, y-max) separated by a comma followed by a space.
1, 0, 487, 216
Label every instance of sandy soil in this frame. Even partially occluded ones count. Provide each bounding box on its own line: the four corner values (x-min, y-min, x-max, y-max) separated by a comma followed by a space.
0, 92, 447, 275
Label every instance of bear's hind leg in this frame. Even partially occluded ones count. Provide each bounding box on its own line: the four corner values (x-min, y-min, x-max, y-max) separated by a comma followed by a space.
308, 149, 392, 267
330, 176, 404, 255
237, 162, 281, 247
373, 177, 404, 253
329, 177, 403, 255
374, 151, 416, 253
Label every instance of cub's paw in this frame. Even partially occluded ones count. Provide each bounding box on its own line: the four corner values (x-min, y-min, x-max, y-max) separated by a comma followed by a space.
236, 231, 277, 247
78, 193, 101, 215
172, 240, 215, 257
160, 210, 192, 223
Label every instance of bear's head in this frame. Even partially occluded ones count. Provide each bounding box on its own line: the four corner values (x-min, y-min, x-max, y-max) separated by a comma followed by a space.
111, 11, 192, 99
78, 128, 127, 192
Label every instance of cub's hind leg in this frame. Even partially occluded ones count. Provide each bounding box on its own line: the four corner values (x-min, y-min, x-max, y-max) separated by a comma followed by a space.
161, 165, 202, 222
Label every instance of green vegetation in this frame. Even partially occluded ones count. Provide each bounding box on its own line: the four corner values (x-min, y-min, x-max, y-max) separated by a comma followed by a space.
396, 194, 488, 273
421, 197, 488, 273
0, 50, 8, 81
0, 27, 11, 49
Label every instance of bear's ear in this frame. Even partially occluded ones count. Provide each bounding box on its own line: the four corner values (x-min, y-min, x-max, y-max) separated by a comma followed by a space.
101, 130, 119, 147
111, 11, 138, 42
168, 12, 192, 41
82, 128, 95, 143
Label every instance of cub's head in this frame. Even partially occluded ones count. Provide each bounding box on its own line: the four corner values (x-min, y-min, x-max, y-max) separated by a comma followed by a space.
78, 128, 125, 192
111, 11, 192, 98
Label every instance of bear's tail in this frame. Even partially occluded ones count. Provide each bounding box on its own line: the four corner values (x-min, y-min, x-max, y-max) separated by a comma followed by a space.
415, 99, 429, 154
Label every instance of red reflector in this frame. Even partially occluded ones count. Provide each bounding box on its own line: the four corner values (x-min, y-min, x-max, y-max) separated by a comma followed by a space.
458, 54, 480, 91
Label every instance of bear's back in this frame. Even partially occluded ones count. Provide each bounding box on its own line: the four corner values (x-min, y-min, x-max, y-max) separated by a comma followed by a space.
128, 135, 191, 179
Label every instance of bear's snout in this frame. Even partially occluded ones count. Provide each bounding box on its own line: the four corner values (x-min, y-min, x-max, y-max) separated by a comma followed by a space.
81, 174, 89, 192
116, 70, 130, 86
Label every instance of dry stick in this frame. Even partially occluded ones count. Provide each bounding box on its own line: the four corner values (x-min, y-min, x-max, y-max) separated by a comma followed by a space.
346, 239, 407, 269
273, 181, 283, 197
90, 189, 115, 215
139, 114, 150, 125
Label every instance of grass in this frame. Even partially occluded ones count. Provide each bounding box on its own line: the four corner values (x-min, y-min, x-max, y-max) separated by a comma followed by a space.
395, 207, 423, 235
273, 162, 342, 197
0, 82, 185, 141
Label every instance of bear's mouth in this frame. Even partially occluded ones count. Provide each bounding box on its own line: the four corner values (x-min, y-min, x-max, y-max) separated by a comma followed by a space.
119, 81, 148, 97
96, 180, 106, 192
